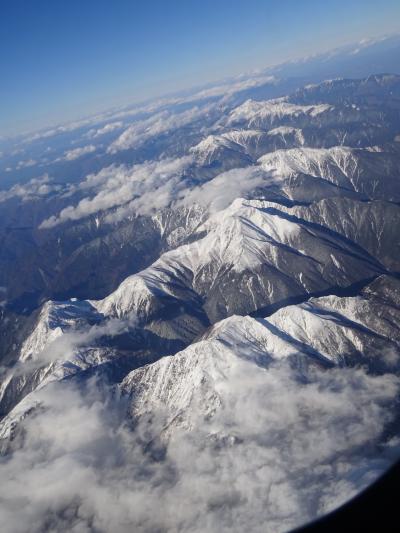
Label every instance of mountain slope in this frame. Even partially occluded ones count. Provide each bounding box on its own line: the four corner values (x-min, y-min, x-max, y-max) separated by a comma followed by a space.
121, 275, 400, 432
94, 198, 385, 324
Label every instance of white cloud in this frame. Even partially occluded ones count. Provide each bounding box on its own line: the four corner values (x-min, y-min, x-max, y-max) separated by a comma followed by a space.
15, 313, 137, 375
39, 152, 283, 228
86, 121, 124, 139
15, 159, 37, 170
60, 144, 97, 161
179, 74, 276, 103
40, 156, 193, 228
21, 114, 124, 144
176, 166, 270, 213
0, 357, 399, 533
0, 174, 61, 203
107, 105, 215, 154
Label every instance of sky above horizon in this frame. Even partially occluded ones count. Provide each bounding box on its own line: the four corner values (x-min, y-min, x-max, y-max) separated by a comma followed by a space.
1, 0, 400, 137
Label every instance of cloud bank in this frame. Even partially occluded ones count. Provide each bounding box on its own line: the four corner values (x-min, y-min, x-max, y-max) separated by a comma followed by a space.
86, 121, 124, 139
0, 175, 62, 203
61, 145, 97, 161
107, 105, 214, 154
16, 313, 137, 375
0, 357, 399, 533
40, 156, 193, 228
39, 155, 282, 228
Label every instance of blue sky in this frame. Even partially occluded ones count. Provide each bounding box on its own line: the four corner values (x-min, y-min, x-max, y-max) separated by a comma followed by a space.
1, 0, 399, 136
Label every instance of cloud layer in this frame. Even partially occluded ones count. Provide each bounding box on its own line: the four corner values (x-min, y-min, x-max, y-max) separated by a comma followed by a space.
0, 174, 62, 203
39, 156, 193, 228
107, 104, 214, 154
39, 154, 281, 228
61, 145, 97, 161
0, 357, 399, 533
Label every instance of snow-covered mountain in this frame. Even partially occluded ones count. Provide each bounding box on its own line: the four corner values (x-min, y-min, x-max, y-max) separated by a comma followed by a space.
258, 147, 400, 201
94, 198, 385, 324
1, 66, 400, 533
121, 275, 400, 430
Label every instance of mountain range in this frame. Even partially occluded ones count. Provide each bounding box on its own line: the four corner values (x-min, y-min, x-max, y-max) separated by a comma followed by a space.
1, 36, 400, 533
